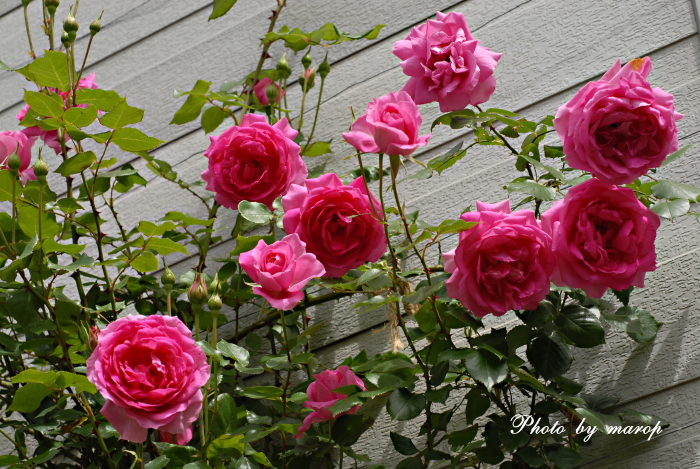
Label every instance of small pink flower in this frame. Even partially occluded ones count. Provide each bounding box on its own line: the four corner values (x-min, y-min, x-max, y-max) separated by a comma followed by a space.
541, 178, 660, 298
86, 315, 209, 443
282, 173, 387, 278
0, 131, 36, 183
294, 366, 366, 439
239, 233, 325, 310
202, 114, 307, 210
342, 91, 430, 156
554, 57, 683, 185
393, 11, 502, 112
254, 77, 284, 105
443, 200, 555, 317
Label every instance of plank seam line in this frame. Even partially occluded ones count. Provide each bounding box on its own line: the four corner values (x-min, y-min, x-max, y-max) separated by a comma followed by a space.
0, 5, 21, 21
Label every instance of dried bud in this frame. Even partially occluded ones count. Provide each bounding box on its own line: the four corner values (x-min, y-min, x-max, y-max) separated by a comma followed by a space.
161, 261, 175, 287
265, 82, 279, 103
276, 53, 291, 80
33, 156, 49, 179
63, 14, 78, 33
300, 67, 316, 90
301, 50, 312, 70
44, 0, 59, 15
188, 272, 208, 305
90, 17, 101, 36
7, 152, 22, 177
318, 55, 330, 80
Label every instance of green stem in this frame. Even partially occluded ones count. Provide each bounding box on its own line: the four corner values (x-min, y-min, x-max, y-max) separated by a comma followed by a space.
79, 391, 117, 469
48, 10, 55, 51
23, 5, 35, 59
297, 72, 310, 134
301, 75, 325, 155
338, 446, 344, 469
165, 286, 172, 316
11, 174, 16, 244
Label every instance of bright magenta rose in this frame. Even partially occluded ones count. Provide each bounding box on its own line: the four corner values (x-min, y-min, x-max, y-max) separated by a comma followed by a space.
294, 366, 366, 439
253, 77, 284, 105
239, 233, 325, 310
443, 200, 555, 317
0, 131, 36, 183
541, 178, 660, 298
86, 315, 209, 443
202, 114, 307, 210
282, 173, 387, 278
342, 91, 430, 156
554, 57, 683, 185
393, 11, 502, 112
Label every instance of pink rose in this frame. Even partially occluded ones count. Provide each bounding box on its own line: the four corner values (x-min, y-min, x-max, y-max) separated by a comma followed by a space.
294, 366, 366, 439
554, 57, 683, 185
443, 200, 555, 317
342, 91, 431, 156
541, 178, 660, 298
254, 77, 284, 105
393, 11, 502, 112
86, 315, 209, 443
159, 426, 193, 446
202, 114, 307, 210
239, 233, 325, 310
282, 173, 387, 278
0, 131, 36, 183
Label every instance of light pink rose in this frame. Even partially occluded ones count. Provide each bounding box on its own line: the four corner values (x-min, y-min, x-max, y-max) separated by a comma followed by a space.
541, 178, 660, 298
443, 200, 555, 317
202, 114, 307, 210
554, 57, 683, 185
86, 315, 209, 443
342, 91, 431, 156
282, 173, 387, 278
0, 131, 36, 183
393, 11, 502, 112
294, 366, 366, 439
254, 77, 284, 105
239, 233, 325, 310
159, 426, 193, 446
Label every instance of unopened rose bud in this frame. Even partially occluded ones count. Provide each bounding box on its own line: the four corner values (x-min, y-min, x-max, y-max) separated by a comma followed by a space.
209, 272, 220, 295
63, 14, 78, 33
33, 157, 49, 179
44, 0, 59, 15
208, 292, 222, 315
61, 31, 71, 46
188, 273, 208, 305
301, 50, 312, 70
300, 67, 316, 90
265, 82, 279, 103
276, 54, 291, 80
88, 325, 100, 350
161, 262, 175, 287
318, 55, 330, 80
89, 17, 101, 36
7, 152, 21, 177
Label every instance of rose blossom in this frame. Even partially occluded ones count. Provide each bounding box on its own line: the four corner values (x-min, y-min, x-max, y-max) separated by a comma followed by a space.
443, 200, 555, 317
86, 315, 209, 443
342, 91, 430, 156
0, 131, 36, 183
160, 426, 193, 446
541, 178, 659, 298
554, 57, 683, 185
294, 366, 366, 438
202, 114, 307, 210
254, 77, 284, 105
393, 11, 502, 112
239, 233, 325, 310
282, 173, 387, 278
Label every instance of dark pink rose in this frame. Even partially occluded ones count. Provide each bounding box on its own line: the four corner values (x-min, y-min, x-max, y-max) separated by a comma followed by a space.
159, 425, 193, 446
541, 178, 660, 298
202, 114, 307, 210
86, 315, 209, 443
254, 77, 284, 105
393, 11, 502, 112
0, 131, 36, 183
282, 173, 387, 278
239, 233, 325, 310
443, 200, 555, 317
294, 366, 366, 439
342, 91, 430, 156
554, 57, 683, 185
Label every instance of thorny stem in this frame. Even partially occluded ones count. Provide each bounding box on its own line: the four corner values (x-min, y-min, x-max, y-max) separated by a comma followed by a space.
23, 5, 36, 59
301, 74, 326, 155
297, 67, 310, 133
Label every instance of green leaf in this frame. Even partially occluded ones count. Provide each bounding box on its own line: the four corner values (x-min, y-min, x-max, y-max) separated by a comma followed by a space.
0, 171, 15, 202
301, 140, 333, 157
554, 305, 606, 348
111, 128, 164, 152
395, 457, 422, 469
63, 105, 98, 128
47, 253, 95, 272
506, 180, 556, 201
171, 80, 211, 125
145, 456, 170, 469
75, 88, 122, 111
239, 386, 283, 399
201, 106, 227, 133
146, 237, 188, 255
209, 0, 238, 20
210, 394, 246, 438
131, 251, 159, 272
526, 332, 573, 381
386, 388, 425, 421
23, 90, 64, 118
651, 180, 700, 201
238, 201, 274, 224
264, 23, 385, 52
428, 141, 467, 174
602, 306, 661, 343
99, 99, 145, 129
651, 198, 689, 220
465, 388, 490, 424
55, 151, 96, 176
27, 51, 70, 91
390, 432, 418, 456
660, 144, 691, 167
517, 300, 556, 327
545, 445, 584, 469
331, 413, 373, 446
11, 369, 58, 386
515, 446, 545, 467
8, 382, 52, 412
233, 234, 274, 255
543, 145, 564, 159
329, 394, 365, 416
138, 221, 176, 237
464, 349, 507, 391
16, 201, 61, 239
55, 371, 97, 393
217, 341, 250, 366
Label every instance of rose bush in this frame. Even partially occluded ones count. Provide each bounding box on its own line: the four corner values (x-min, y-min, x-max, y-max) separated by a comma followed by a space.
0, 131, 35, 183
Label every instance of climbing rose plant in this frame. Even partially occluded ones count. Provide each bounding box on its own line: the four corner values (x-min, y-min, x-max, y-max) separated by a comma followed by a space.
0, 1, 693, 468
